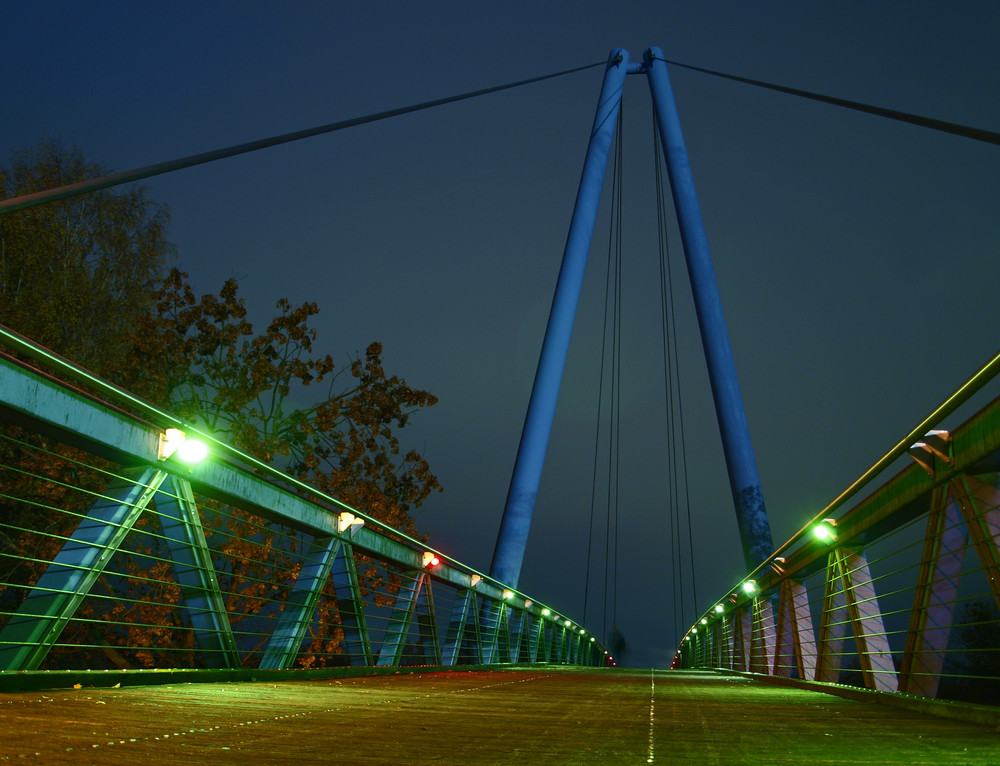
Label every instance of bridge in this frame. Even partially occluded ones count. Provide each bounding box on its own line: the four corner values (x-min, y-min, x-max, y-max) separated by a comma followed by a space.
2, 44, 1000, 762
2, 669, 999, 763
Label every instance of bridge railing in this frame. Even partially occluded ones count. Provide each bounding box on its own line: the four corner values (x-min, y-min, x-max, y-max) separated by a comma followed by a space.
677, 384, 1000, 706
0, 327, 608, 676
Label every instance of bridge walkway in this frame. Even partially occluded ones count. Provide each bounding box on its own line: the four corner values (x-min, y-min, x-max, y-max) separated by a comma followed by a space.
1, 668, 997, 764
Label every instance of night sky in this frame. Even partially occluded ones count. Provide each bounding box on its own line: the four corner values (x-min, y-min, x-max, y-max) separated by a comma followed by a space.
3, 2, 999, 667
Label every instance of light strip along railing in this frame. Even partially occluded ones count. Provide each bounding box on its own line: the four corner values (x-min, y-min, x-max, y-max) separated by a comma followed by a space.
0, 327, 610, 675
676, 358, 1000, 707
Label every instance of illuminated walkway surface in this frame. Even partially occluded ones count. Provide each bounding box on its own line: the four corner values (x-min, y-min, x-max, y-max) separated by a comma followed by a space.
1, 669, 997, 764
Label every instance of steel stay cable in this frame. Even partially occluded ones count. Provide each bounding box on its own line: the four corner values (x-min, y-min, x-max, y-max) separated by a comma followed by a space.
651, 55, 1000, 146
610, 104, 624, 647
652, 114, 699, 633
583, 103, 624, 631
0, 60, 606, 215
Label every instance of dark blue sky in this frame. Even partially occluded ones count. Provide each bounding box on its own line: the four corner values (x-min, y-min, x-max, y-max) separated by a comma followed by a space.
3, 1, 999, 667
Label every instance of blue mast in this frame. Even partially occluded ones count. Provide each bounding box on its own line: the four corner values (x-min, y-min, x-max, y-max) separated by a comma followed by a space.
491, 47, 775, 587
644, 47, 774, 570
490, 49, 630, 587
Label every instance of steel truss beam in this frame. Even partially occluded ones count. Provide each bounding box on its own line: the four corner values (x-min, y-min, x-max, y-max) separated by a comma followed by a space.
0, 313, 610, 671
0, 467, 166, 670
376, 571, 439, 666
773, 578, 817, 680
156, 476, 240, 668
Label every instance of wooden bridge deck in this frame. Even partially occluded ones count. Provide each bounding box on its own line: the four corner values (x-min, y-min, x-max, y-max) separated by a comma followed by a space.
1, 668, 997, 764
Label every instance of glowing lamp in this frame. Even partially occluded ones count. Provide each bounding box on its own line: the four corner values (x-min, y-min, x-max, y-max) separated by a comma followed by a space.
742, 581, 758, 596
541, 608, 551, 617
502, 589, 514, 600
714, 604, 725, 614
159, 428, 208, 463
470, 575, 482, 587
422, 551, 441, 569
813, 519, 837, 543
700, 618, 708, 625
338, 512, 365, 536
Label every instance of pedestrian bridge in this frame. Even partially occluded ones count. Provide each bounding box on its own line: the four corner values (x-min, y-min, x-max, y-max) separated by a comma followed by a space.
3, 47, 1000, 764
1, 668, 997, 764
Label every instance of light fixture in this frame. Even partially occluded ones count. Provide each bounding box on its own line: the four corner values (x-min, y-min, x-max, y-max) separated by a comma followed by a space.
338, 512, 365, 536
714, 604, 725, 614
541, 608, 551, 617
422, 551, 441, 569
742, 581, 758, 596
700, 618, 708, 625
158, 427, 208, 463
502, 589, 514, 600
813, 519, 837, 543
470, 575, 482, 587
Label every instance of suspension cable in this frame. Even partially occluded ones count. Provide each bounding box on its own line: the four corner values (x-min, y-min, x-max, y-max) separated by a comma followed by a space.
652, 114, 698, 635
583, 102, 624, 630
601, 107, 625, 643
652, 55, 1000, 147
0, 60, 606, 215
611, 123, 623, 639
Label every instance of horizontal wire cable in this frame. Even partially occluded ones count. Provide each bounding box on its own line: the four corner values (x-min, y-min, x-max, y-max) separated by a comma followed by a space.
654, 55, 1000, 146
0, 60, 605, 215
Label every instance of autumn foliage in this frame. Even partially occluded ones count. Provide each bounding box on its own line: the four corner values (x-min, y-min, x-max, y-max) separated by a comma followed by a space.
0, 142, 441, 669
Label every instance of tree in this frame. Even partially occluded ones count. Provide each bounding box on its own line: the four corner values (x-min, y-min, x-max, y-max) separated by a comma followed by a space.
129, 267, 441, 534
0, 143, 441, 669
1, 141, 175, 634
117, 269, 442, 667
0, 139, 174, 380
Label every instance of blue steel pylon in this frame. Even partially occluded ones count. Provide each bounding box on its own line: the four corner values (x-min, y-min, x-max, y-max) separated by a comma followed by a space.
490, 47, 774, 588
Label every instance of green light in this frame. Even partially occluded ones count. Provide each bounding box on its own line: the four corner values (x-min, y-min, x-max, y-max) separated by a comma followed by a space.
541, 608, 551, 617
814, 521, 837, 542
714, 604, 725, 614
700, 618, 707, 625
742, 581, 758, 595
502, 589, 514, 600
176, 438, 209, 463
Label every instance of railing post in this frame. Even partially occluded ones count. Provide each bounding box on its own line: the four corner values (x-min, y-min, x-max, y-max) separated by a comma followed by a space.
750, 596, 776, 674
838, 548, 898, 692
900, 484, 967, 696
157, 476, 240, 669
774, 578, 817, 680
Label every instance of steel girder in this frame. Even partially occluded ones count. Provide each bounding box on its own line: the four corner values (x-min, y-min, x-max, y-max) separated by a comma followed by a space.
0, 467, 166, 670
